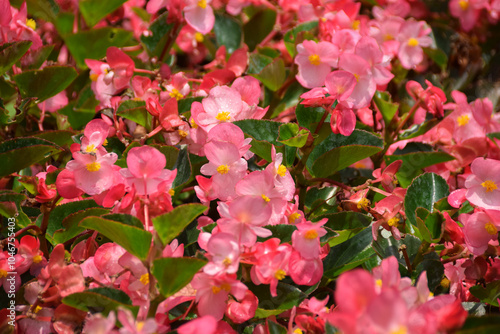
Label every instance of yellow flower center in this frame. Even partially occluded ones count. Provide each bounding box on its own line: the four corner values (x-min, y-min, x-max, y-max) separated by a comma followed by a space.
216, 111, 231, 122
103, 139, 108, 146
198, 0, 207, 8
262, 194, 270, 202
0, 269, 7, 278
304, 229, 319, 239
33, 255, 43, 264
274, 269, 286, 280
223, 257, 232, 266
34, 305, 42, 314
376, 279, 383, 287
440, 277, 450, 289
308, 54, 321, 66
288, 212, 301, 223
169, 88, 184, 100
485, 222, 497, 235
190, 118, 198, 128
212, 283, 231, 294
407, 38, 419, 47
195, 32, 204, 43
168, 189, 175, 196
388, 217, 400, 227
293, 329, 303, 334
352, 20, 360, 30
212, 286, 221, 294
26, 18, 36, 30
357, 198, 370, 210
277, 164, 287, 177
384, 34, 394, 41
86, 162, 101, 172
217, 164, 230, 175
90, 73, 99, 81
140, 273, 150, 285
136, 322, 144, 331
481, 180, 497, 192
391, 326, 408, 334
85, 144, 97, 153
459, 0, 469, 10
178, 129, 188, 138
353, 73, 360, 82
457, 114, 470, 126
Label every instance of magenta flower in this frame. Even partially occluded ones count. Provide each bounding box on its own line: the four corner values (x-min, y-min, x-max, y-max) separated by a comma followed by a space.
295, 40, 339, 88
464, 158, 500, 210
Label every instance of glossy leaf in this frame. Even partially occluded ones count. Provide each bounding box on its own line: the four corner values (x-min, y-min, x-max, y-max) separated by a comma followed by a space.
251, 58, 286, 92
152, 204, 207, 245
373, 91, 398, 126
234, 119, 283, 161
14, 66, 77, 102
152, 257, 206, 297
140, 12, 175, 58
404, 173, 449, 226
62, 287, 138, 316
243, 9, 276, 51
0, 41, 32, 76
80, 216, 152, 260
172, 147, 191, 188
248, 281, 308, 315
214, 14, 242, 54
52, 208, 109, 244
295, 104, 326, 131
415, 207, 444, 243
284, 20, 318, 57
46, 199, 99, 241
278, 123, 309, 148
307, 130, 384, 178
79, 0, 127, 27
0, 137, 62, 178
117, 100, 151, 129
470, 281, 500, 307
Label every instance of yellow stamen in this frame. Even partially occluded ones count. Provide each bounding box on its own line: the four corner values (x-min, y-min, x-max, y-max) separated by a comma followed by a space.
140, 273, 150, 285
308, 54, 321, 66
407, 38, 419, 47
274, 269, 286, 280
217, 164, 230, 175
277, 164, 287, 177
288, 212, 301, 223
0, 269, 7, 278
26, 18, 36, 30
178, 129, 188, 138
357, 198, 370, 210
262, 194, 270, 202
169, 88, 184, 100
391, 326, 408, 334
481, 180, 497, 192
440, 277, 450, 289
387, 217, 400, 227
136, 322, 144, 331
293, 329, 303, 334
216, 111, 231, 122
384, 34, 394, 41
304, 229, 318, 239
485, 222, 497, 235
459, 0, 469, 10
457, 114, 470, 126
353, 73, 360, 82
223, 257, 232, 266
168, 189, 175, 196
85, 144, 97, 153
190, 118, 198, 129
33, 255, 43, 264
352, 20, 360, 30
90, 73, 99, 81
195, 32, 204, 43
34, 305, 42, 314
86, 162, 101, 172
212, 286, 221, 294
103, 139, 108, 146
376, 279, 383, 287
198, 0, 207, 8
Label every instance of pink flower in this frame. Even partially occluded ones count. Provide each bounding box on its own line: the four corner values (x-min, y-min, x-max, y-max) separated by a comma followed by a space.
203, 232, 240, 275
324, 70, 357, 102
292, 219, 327, 259
225, 290, 258, 324
295, 40, 339, 88
449, 0, 488, 31
460, 210, 500, 255
397, 19, 432, 69
184, 0, 215, 34
120, 146, 177, 195
330, 104, 357, 136
105, 47, 135, 90
464, 158, 500, 210
178, 315, 217, 334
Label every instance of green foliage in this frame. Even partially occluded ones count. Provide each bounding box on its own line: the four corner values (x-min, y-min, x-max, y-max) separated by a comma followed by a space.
152, 204, 207, 245
152, 257, 206, 297
14, 66, 77, 102
79, 0, 128, 27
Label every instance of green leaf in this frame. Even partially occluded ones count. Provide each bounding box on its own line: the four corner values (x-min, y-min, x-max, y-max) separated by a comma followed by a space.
398, 118, 440, 140
79, 0, 127, 27
323, 227, 375, 278
63, 28, 133, 68
149, 144, 179, 170
404, 173, 449, 226
316, 211, 373, 230
234, 119, 283, 161
373, 91, 398, 126
458, 316, 500, 334
267, 320, 287, 334
415, 208, 444, 243
249, 281, 308, 315
424, 47, 448, 71
15, 0, 59, 22
62, 287, 138, 316
58, 101, 96, 130
470, 280, 500, 307
172, 147, 191, 188
295, 104, 326, 131
52, 208, 109, 244
243, 9, 276, 51
0, 41, 32, 76
152, 257, 206, 297
0, 137, 62, 178
13, 66, 77, 102
32, 130, 75, 148
117, 100, 151, 129
23, 44, 54, 70
101, 213, 144, 228
259, 224, 296, 243
415, 255, 444, 292
152, 204, 207, 245
486, 132, 500, 141
372, 234, 422, 274
278, 123, 309, 148
284, 20, 318, 57
80, 216, 152, 260
307, 130, 384, 178
214, 14, 242, 54
251, 58, 286, 92
248, 53, 273, 75
140, 12, 175, 58
46, 199, 99, 241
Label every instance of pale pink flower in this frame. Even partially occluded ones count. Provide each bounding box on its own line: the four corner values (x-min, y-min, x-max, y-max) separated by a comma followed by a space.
460, 210, 500, 255
203, 232, 240, 275
464, 158, 500, 210
397, 19, 432, 69
184, 0, 215, 34
449, 0, 488, 31
292, 219, 327, 259
177, 315, 217, 334
295, 40, 339, 88
83, 312, 117, 334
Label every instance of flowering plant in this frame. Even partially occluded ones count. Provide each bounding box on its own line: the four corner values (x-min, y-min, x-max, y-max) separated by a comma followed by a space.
1, 0, 500, 333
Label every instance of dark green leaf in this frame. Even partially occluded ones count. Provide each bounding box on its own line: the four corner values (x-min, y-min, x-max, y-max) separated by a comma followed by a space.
152, 257, 206, 297
372, 234, 422, 274
46, 199, 99, 241
415, 254, 444, 292
149, 144, 179, 170
249, 281, 307, 315
52, 208, 109, 244
251, 58, 286, 92
424, 47, 448, 71
307, 130, 384, 178
172, 147, 191, 188
284, 20, 318, 57
234, 119, 283, 161
32, 130, 75, 147
102, 213, 144, 228
214, 14, 241, 54
295, 104, 326, 131
316, 211, 373, 230
415, 208, 444, 243
80, 216, 152, 260
470, 281, 500, 307
152, 204, 207, 245
243, 9, 276, 51
79, 0, 127, 27
267, 320, 287, 334
117, 100, 151, 129
247, 53, 273, 75
0, 137, 63, 178
23, 44, 54, 70
62, 287, 138, 316
58, 101, 96, 130
0, 41, 32, 76
404, 173, 449, 226
140, 12, 174, 58
14, 66, 77, 102
63, 28, 133, 68
458, 316, 500, 334
398, 118, 440, 140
